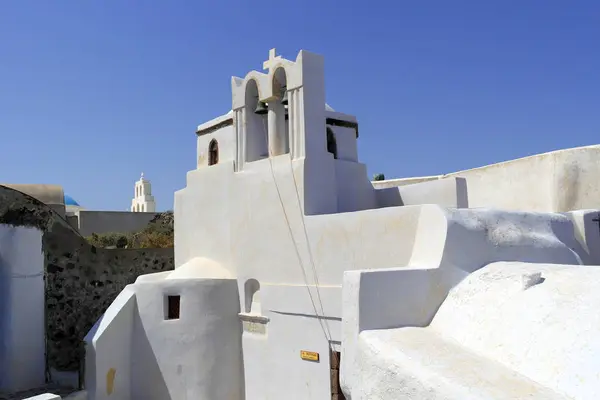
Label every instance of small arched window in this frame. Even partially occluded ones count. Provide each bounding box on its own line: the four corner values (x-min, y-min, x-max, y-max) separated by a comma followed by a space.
326, 128, 338, 160
208, 139, 219, 166
244, 279, 261, 314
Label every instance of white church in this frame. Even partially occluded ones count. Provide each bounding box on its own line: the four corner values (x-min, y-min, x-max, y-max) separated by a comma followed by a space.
130, 173, 156, 213
10, 48, 600, 399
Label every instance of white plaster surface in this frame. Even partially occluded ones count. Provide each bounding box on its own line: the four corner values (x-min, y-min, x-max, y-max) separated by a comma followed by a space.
339, 204, 600, 399
563, 209, 600, 265
0, 224, 45, 393
344, 262, 600, 399
85, 47, 600, 399
431, 262, 600, 399
196, 121, 235, 168
354, 327, 568, 400
328, 125, 358, 162
375, 176, 468, 208
166, 256, 232, 280
374, 144, 600, 213
85, 276, 243, 400
84, 286, 136, 400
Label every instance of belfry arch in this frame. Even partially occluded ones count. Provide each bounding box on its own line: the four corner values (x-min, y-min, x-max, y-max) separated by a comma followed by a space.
269, 67, 290, 156
244, 79, 269, 162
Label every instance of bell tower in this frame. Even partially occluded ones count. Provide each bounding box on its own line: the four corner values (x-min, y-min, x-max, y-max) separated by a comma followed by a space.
131, 172, 156, 212
230, 49, 337, 215
231, 48, 329, 166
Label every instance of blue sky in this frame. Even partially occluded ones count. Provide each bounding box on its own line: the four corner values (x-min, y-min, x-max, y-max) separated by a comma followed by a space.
1, 1, 599, 211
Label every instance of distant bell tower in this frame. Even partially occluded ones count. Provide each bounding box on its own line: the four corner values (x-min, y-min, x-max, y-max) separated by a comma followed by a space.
131, 172, 156, 212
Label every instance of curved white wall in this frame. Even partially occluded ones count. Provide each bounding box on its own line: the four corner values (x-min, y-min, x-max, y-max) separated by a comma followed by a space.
340, 206, 593, 397
0, 224, 45, 392
131, 278, 243, 400
84, 286, 136, 400
431, 262, 600, 399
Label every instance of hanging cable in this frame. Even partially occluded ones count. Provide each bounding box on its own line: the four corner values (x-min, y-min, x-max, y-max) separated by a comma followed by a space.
284, 119, 337, 363
259, 115, 334, 347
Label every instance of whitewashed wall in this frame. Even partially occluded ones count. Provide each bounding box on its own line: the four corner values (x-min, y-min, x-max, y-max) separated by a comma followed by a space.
0, 224, 45, 393
84, 286, 136, 400
329, 125, 358, 162
85, 275, 243, 400
196, 117, 236, 169
130, 278, 242, 400
375, 145, 600, 213
340, 206, 595, 399
334, 159, 377, 212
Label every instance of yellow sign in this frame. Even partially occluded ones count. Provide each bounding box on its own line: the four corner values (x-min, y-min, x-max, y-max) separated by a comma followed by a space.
300, 350, 320, 362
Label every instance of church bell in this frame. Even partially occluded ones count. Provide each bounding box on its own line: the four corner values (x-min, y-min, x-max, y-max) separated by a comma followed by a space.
254, 101, 268, 115
281, 87, 289, 105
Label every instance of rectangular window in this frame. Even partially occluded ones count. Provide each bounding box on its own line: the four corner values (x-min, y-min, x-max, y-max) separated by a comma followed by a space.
166, 295, 180, 320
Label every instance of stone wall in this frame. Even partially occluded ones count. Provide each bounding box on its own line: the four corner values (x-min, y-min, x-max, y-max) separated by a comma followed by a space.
0, 185, 174, 373
44, 228, 174, 371
74, 210, 160, 237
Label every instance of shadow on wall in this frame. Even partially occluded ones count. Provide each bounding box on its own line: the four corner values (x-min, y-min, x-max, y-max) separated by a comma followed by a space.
569, 210, 600, 265
439, 208, 586, 273
375, 177, 469, 209
0, 185, 175, 375
130, 310, 171, 399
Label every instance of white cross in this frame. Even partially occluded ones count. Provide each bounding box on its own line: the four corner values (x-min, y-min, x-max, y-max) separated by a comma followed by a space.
263, 48, 282, 71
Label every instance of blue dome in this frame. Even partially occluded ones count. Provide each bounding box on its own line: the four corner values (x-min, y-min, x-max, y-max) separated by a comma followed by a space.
64, 194, 80, 206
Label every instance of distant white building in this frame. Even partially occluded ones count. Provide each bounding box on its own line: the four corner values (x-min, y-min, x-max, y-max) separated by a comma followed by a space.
130, 173, 156, 213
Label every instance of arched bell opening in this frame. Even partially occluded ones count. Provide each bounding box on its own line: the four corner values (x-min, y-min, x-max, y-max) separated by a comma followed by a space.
208, 139, 219, 166
270, 67, 290, 156
245, 79, 269, 162
327, 127, 338, 160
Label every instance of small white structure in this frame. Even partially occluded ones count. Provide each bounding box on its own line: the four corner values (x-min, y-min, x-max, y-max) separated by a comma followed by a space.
130, 173, 156, 213
83, 48, 600, 399
0, 224, 45, 393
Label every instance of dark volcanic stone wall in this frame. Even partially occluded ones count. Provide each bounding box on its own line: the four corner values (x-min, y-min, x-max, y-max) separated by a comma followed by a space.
0, 185, 174, 372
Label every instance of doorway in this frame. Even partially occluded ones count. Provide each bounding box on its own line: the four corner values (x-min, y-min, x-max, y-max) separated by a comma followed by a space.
330, 349, 345, 399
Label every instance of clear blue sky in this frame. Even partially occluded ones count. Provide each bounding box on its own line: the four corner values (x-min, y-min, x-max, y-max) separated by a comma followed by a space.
1, 1, 599, 211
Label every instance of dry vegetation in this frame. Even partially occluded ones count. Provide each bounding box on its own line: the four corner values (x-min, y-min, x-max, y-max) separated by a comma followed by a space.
85, 211, 174, 249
